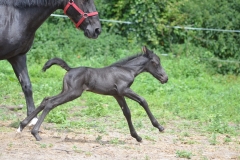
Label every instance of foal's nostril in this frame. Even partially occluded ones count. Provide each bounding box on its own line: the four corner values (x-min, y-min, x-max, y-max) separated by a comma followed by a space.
166, 77, 168, 82
165, 76, 168, 83
95, 28, 101, 35
160, 75, 168, 83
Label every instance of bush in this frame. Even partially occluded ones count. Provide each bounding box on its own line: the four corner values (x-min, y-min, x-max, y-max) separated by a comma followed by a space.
95, 0, 186, 49
179, 0, 240, 74
28, 13, 140, 65
95, 0, 240, 74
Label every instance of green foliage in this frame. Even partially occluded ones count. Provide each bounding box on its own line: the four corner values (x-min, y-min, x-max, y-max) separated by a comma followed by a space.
1, 12, 240, 137
109, 138, 125, 145
28, 14, 140, 65
1, 56, 240, 137
95, 0, 240, 74
45, 109, 67, 124
207, 113, 233, 134
224, 136, 232, 144
209, 132, 217, 145
82, 104, 108, 117
96, 0, 185, 49
26, 1, 240, 74
176, 150, 193, 159
179, 0, 240, 74
9, 120, 20, 128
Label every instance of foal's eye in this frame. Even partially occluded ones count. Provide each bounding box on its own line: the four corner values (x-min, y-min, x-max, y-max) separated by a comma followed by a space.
151, 61, 158, 67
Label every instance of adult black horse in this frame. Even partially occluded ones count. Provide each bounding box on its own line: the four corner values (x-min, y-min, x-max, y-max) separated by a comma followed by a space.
0, 0, 101, 125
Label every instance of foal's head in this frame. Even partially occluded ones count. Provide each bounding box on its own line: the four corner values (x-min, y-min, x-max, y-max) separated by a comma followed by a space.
143, 46, 168, 84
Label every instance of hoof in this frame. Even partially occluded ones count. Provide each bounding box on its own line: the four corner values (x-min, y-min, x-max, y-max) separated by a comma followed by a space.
31, 130, 42, 141
35, 136, 42, 141
32, 133, 42, 141
16, 126, 22, 133
28, 117, 38, 127
159, 126, 165, 132
136, 136, 142, 142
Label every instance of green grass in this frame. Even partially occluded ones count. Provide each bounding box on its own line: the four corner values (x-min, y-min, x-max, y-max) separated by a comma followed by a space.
176, 150, 193, 159
0, 32, 239, 138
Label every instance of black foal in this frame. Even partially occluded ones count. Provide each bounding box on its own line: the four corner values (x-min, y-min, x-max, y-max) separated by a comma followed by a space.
19, 46, 168, 142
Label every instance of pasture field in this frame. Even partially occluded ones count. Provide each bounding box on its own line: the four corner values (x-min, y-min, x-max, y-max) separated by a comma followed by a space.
0, 25, 239, 159
0, 46, 239, 159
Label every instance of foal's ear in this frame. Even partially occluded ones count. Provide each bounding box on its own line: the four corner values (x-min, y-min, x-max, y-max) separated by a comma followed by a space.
142, 46, 149, 54
142, 46, 151, 57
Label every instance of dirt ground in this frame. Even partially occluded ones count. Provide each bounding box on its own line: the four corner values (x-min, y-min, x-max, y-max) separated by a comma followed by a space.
0, 108, 239, 160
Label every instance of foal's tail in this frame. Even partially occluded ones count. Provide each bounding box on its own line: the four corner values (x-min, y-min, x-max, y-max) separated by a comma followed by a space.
42, 58, 71, 72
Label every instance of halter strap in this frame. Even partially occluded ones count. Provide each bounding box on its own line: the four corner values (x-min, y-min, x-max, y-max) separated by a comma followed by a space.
64, 1, 98, 28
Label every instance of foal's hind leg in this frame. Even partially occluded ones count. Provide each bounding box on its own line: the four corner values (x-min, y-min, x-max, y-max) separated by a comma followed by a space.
124, 88, 164, 132
18, 97, 50, 132
31, 89, 83, 141
114, 95, 142, 142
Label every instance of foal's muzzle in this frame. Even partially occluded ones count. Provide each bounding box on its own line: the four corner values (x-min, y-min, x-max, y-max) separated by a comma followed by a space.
160, 75, 168, 84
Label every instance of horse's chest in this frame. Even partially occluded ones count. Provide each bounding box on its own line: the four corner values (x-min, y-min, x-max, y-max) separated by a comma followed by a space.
0, 8, 35, 59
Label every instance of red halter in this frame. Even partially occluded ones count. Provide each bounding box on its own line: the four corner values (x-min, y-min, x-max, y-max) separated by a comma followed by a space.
64, 0, 98, 28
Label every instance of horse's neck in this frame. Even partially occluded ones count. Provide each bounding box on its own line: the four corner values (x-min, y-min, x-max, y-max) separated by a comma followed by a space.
125, 57, 148, 77
19, 6, 59, 31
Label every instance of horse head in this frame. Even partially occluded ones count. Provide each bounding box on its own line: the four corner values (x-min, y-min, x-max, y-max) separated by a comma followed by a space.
63, 0, 101, 39
143, 46, 168, 84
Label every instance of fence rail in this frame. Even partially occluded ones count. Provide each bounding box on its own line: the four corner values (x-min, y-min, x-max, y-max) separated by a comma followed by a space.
51, 14, 240, 33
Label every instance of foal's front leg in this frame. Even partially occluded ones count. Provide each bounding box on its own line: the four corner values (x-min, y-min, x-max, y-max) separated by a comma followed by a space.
114, 95, 142, 142
124, 88, 164, 132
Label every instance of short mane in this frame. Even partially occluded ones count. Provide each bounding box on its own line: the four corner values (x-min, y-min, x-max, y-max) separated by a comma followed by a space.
0, 0, 62, 7
109, 53, 146, 67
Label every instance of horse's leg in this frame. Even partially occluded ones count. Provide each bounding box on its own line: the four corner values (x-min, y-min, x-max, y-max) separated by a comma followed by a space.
31, 89, 83, 141
123, 88, 164, 132
114, 95, 142, 142
8, 54, 38, 125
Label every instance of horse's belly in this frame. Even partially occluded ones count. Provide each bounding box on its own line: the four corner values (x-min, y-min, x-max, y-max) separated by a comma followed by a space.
0, 42, 27, 60
87, 81, 118, 95
0, 35, 34, 60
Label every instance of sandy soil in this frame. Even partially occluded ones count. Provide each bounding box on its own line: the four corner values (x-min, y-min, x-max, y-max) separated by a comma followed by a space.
0, 108, 239, 160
